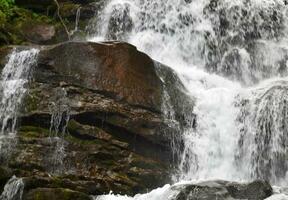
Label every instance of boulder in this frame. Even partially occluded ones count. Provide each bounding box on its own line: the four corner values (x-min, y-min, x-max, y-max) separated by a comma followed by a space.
0, 41, 193, 196
23, 188, 92, 200
21, 22, 56, 44
37, 41, 163, 112
173, 180, 273, 200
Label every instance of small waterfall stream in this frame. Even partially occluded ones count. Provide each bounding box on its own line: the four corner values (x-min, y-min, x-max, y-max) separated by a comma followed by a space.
0, 176, 24, 200
48, 87, 70, 174
88, 0, 288, 199
0, 48, 38, 160
0, 48, 38, 200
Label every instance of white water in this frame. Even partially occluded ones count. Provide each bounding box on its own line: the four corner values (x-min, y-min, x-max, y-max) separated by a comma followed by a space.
0, 48, 38, 159
88, 0, 288, 199
0, 176, 24, 200
48, 87, 70, 174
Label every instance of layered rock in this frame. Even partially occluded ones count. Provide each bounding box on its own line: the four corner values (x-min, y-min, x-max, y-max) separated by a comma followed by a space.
0, 41, 193, 199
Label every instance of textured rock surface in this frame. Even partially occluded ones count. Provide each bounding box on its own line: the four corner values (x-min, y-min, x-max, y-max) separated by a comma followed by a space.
0, 41, 193, 198
173, 180, 273, 200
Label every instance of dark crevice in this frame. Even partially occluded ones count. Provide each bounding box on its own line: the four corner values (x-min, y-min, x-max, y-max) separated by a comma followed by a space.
20, 113, 173, 164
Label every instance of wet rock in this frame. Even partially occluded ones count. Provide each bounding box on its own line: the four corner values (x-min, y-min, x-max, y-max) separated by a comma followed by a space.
0, 167, 13, 193
37, 41, 163, 112
0, 41, 192, 196
226, 180, 273, 199
173, 180, 273, 200
58, 2, 97, 20
23, 188, 92, 200
21, 22, 56, 44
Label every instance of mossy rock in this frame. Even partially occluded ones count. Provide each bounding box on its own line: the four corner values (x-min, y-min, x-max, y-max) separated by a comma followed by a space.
59, 2, 81, 19
23, 188, 92, 200
18, 126, 50, 138
0, 6, 57, 46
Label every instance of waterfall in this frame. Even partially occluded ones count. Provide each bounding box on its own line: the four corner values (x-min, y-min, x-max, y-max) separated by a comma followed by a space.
0, 176, 24, 200
0, 48, 39, 160
48, 87, 70, 174
88, 0, 288, 198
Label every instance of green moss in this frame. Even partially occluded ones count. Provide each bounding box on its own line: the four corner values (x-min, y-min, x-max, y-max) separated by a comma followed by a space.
0, 4, 58, 46
19, 126, 50, 138
64, 133, 104, 146
67, 119, 80, 132
59, 2, 80, 18
29, 188, 91, 200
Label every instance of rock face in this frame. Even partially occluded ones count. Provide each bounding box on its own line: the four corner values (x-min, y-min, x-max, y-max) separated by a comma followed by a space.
21, 22, 56, 44
0, 41, 193, 199
37, 41, 163, 111
173, 180, 273, 200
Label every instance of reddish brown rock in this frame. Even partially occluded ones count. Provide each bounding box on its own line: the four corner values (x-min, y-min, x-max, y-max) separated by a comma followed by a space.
37, 41, 163, 111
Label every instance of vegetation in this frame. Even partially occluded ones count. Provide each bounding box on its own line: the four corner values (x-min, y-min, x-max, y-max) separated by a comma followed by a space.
0, 0, 14, 26
0, 0, 58, 46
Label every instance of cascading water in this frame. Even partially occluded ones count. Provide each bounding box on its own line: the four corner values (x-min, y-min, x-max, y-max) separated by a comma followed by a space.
0, 176, 24, 200
88, 0, 288, 198
0, 48, 38, 160
48, 87, 70, 174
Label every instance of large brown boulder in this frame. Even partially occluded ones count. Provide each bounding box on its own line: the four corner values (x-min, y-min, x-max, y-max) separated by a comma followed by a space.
0, 41, 194, 197
37, 41, 163, 111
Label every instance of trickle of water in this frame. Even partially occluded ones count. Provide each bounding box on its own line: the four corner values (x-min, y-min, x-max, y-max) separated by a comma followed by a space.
48, 87, 70, 174
70, 7, 81, 36
0, 48, 38, 160
0, 176, 24, 200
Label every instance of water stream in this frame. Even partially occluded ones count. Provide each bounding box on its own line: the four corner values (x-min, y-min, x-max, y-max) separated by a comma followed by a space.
88, 0, 288, 199
0, 48, 39, 161
0, 176, 24, 200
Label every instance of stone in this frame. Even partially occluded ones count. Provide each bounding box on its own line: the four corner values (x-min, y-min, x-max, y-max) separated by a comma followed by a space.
37, 41, 163, 111
0, 41, 192, 196
173, 180, 273, 200
23, 188, 92, 200
21, 22, 56, 44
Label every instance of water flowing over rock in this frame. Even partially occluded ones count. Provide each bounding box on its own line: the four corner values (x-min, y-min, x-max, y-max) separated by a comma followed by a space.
0, 48, 38, 134
2, 0, 288, 199
0, 41, 191, 198
0, 176, 24, 200
95, 180, 273, 200
86, 0, 288, 199
0, 48, 38, 162
236, 80, 288, 184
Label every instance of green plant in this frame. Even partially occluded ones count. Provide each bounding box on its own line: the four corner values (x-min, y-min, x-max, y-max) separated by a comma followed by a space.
0, 0, 14, 9
0, 0, 14, 26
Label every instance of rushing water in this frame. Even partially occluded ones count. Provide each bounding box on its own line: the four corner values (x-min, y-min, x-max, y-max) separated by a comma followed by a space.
48, 87, 70, 174
87, 0, 288, 198
0, 48, 38, 160
0, 176, 24, 200
88, 0, 288, 197
89, 0, 288, 198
